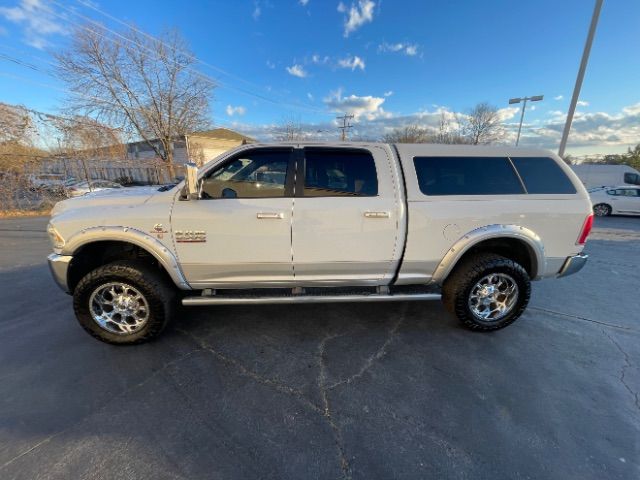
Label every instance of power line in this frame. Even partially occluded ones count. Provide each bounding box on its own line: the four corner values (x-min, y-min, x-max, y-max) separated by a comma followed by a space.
0, 60, 237, 131
336, 114, 354, 141
0, 53, 39, 71
45, 0, 327, 115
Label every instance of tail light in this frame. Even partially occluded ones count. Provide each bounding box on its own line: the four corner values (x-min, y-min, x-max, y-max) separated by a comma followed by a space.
576, 213, 594, 245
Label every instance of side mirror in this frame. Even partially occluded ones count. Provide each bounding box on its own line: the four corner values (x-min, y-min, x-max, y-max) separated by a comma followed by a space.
185, 162, 199, 200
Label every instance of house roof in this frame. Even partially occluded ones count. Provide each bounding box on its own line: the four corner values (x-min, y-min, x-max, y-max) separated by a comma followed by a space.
187, 128, 255, 143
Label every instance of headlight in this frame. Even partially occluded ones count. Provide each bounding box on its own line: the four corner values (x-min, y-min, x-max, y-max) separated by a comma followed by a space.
47, 223, 65, 250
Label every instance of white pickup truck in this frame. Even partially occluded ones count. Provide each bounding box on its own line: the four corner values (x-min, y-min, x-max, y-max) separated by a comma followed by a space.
47, 143, 593, 344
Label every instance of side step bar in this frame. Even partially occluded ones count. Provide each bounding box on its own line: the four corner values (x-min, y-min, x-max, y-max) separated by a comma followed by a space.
182, 293, 441, 306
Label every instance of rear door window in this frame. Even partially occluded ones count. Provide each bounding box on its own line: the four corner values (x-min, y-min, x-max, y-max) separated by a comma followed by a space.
303, 148, 378, 196
413, 156, 524, 195
510, 157, 577, 194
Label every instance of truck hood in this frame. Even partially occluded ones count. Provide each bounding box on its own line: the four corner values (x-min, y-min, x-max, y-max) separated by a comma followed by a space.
51, 186, 163, 217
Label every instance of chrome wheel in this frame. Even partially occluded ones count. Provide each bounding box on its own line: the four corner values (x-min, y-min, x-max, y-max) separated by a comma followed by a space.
89, 282, 149, 335
468, 273, 519, 321
593, 204, 610, 217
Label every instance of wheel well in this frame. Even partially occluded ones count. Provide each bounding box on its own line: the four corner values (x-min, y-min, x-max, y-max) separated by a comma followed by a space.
67, 241, 173, 292
457, 237, 537, 278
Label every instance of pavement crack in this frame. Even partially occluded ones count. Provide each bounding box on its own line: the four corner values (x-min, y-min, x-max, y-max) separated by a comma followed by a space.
529, 306, 636, 332
176, 328, 323, 414
317, 330, 353, 480
603, 330, 640, 414
0, 347, 203, 472
328, 315, 404, 390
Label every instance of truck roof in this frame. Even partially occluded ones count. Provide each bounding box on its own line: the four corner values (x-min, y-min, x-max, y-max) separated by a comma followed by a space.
243, 141, 556, 158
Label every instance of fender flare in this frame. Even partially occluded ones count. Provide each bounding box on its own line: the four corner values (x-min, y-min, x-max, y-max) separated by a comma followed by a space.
62, 226, 191, 290
431, 224, 546, 284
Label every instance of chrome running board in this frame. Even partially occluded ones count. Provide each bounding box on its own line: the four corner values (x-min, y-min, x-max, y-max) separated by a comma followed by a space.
182, 292, 441, 306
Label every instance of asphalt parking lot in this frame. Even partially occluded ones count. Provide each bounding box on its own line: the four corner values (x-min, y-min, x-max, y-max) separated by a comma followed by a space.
0, 215, 638, 479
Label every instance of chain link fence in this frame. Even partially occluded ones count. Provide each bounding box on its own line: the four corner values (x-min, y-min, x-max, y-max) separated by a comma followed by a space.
0, 156, 182, 214
0, 103, 185, 215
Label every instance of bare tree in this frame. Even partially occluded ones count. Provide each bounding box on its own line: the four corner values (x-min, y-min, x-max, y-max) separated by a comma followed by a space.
432, 111, 469, 144
274, 116, 308, 141
0, 103, 34, 144
55, 25, 214, 175
461, 102, 505, 145
51, 115, 126, 161
382, 125, 429, 143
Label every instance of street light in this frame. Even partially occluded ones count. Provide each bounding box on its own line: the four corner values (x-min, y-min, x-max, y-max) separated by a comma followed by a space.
509, 95, 544, 146
558, 0, 604, 158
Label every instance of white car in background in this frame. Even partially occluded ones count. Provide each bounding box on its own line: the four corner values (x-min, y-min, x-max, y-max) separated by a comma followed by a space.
66, 180, 123, 197
590, 186, 640, 216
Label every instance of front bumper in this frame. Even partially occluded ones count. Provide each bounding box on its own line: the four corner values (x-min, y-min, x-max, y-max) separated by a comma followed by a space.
48, 253, 73, 293
557, 253, 588, 278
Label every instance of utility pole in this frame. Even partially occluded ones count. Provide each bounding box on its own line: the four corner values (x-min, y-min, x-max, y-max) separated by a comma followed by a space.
336, 114, 354, 141
508, 95, 544, 146
558, 0, 604, 158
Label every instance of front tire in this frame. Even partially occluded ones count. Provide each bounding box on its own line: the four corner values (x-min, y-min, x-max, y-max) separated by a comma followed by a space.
442, 253, 531, 331
73, 261, 175, 344
593, 203, 611, 217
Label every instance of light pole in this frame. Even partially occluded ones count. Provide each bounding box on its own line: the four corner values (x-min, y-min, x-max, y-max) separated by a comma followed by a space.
558, 0, 604, 158
509, 95, 544, 146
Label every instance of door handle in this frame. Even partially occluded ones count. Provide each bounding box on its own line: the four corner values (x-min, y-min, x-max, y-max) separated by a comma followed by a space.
364, 211, 390, 218
257, 212, 284, 219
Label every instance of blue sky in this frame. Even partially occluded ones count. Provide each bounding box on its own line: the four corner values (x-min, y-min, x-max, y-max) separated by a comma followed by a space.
0, 0, 639, 155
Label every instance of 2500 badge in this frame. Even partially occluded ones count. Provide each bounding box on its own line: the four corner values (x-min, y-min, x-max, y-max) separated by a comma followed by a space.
175, 230, 207, 243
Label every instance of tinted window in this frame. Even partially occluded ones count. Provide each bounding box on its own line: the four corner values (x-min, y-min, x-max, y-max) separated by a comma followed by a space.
304, 148, 378, 196
624, 173, 640, 185
511, 157, 576, 194
616, 188, 639, 197
413, 157, 524, 196
201, 149, 291, 199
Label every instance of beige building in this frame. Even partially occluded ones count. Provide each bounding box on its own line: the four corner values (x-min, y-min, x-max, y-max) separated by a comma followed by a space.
126, 128, 255, 166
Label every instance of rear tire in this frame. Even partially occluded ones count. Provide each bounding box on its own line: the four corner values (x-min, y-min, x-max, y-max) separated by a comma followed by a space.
593, 203, 611, 217
73, 261, 175, 344
442, 253, 531, 331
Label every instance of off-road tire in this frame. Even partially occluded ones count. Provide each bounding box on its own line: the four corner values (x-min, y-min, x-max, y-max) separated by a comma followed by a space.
73, 261, 175, 344
442, 253, 531, 331
593, 203, 611, 217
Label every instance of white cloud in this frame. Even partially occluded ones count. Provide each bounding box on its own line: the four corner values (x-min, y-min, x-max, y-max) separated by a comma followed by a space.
229, 101, 640, 154
339, 0, 375, 37
225, 105, 246, 117
497, 106, 520, 121
378, 41, 419, 56
337, 55, 365, 71
299, 0, 310, 5
252, 1, 261, 20
384, 91, 393, 97
622, 103, 640, 116
311, 54, 330, 64
404, 44, 418, 56
286, 64, 307, 78
0, 0, 66, 49
307, 92, 314, 101
324, 89, 389, 120
554, 95, 564, 101
266, 60, 275, 69
577, 100, 589, 107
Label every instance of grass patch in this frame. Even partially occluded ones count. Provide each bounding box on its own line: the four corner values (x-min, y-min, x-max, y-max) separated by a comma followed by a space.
0, 208, 51, 218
